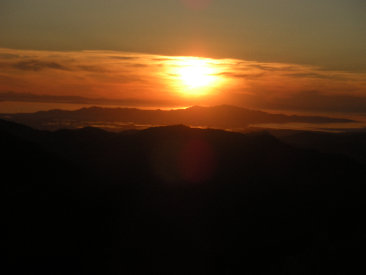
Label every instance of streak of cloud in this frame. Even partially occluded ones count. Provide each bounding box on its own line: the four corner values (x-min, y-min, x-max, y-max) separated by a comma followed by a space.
13, 60, 70, 71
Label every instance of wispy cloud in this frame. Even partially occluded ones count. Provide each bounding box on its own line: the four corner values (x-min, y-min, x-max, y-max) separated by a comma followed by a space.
0, 91, 183, 108
13, 60, 70, 71
0, 53, 20, 59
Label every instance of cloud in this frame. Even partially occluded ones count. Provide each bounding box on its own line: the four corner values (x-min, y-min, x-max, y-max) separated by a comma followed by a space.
285, 72, 349, 81
246, 63, 300, 72
0, 53, 20, 59
109, 56, 140, 60
0, 91, 187, 108
273, 91, 366, 113
77, 65, 108, 73
218, 72, 265, 80
13, 60, 70, 71
226, 90, 366, 114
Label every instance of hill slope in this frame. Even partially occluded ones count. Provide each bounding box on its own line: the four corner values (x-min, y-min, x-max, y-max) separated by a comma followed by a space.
3, 119, 365, 274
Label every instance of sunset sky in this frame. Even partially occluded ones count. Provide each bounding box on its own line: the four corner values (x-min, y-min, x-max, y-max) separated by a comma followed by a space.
1, 0, 365, 114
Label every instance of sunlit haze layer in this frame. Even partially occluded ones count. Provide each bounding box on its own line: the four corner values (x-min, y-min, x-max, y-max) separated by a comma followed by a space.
1, 48, 366, 115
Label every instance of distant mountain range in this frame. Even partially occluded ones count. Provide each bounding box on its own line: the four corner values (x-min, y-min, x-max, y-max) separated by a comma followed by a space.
0, 105, 354, 131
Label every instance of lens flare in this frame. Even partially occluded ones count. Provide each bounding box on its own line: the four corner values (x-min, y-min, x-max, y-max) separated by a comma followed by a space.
179, 139, 216, 183
180, 0, 212, 10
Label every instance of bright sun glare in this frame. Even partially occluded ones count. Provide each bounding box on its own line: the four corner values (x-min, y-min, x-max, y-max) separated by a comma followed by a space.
174, 58, 219, 96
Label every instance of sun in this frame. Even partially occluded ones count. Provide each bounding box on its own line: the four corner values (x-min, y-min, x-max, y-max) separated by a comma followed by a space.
178, 59, 215, 89
175, 58, 219, 95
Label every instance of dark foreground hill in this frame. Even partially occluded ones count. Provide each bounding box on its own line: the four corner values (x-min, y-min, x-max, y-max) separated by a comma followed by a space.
4, 119, 366, 274
0, 104, 353, 131
273, 130, 366, 165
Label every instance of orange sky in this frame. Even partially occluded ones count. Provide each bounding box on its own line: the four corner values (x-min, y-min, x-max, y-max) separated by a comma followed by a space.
1, 48, 366, 114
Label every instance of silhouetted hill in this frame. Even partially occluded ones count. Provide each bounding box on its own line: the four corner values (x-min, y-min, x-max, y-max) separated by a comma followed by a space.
0, 105, 354, 131
276, 130, 366, 164
3, 119, 366, 274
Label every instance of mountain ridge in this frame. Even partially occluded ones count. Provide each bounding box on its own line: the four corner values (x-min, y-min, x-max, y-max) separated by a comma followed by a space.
0, 104, 354, 131
3, 117, 366, 274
